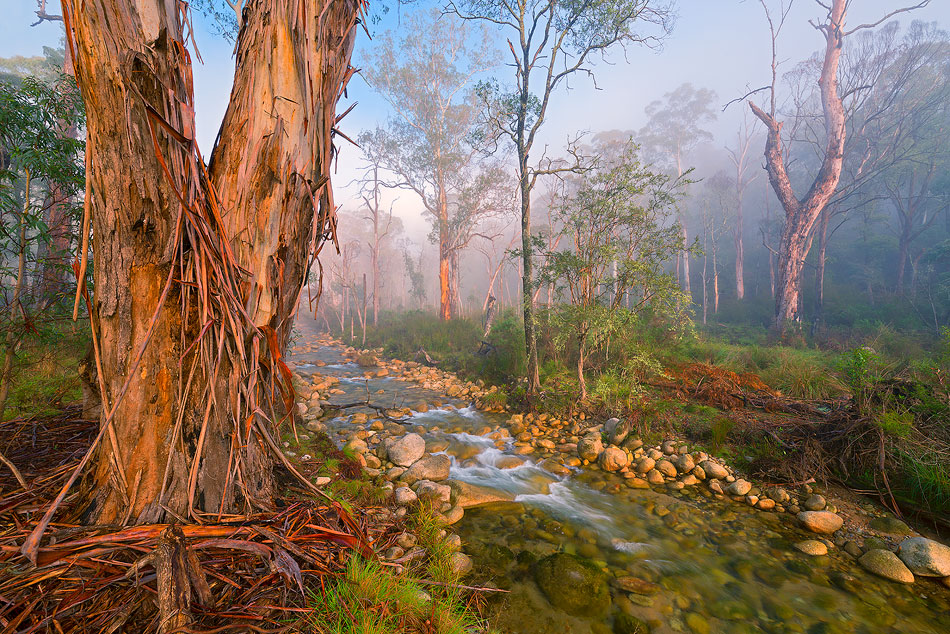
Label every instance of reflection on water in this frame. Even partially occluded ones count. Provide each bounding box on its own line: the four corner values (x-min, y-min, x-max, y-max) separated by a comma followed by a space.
299, 343, 950, 634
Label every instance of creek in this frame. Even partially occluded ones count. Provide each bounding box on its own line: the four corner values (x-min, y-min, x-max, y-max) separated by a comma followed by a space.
290, 338, 950, 634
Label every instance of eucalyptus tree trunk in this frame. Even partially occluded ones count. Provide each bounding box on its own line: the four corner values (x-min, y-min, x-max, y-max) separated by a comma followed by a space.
65, 0, 360, 524
750, 0, 847, 333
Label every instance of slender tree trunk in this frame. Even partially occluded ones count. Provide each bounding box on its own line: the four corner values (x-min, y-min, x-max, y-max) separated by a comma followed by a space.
735, 194, 745, 301
65, 0, 361, 524
713, 238, 719, 315
681, 222, 691, 298
896, 227, 911, 296
701, 215, 708, 325
519, 153, 541, 396
576, 335, 587, 402
0, 171, 31, 423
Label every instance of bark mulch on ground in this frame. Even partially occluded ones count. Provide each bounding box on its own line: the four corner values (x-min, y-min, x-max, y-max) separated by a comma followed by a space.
0, 406, 387, 633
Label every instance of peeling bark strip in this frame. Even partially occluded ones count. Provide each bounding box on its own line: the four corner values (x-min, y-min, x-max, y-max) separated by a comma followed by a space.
57, 0, 363, 526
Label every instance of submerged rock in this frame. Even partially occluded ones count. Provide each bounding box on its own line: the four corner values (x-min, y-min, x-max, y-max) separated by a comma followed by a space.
449, 480, 515, 508
613, 613, 650, 634
897, 536, 950, 577
447, 552, 473, 577
534, 553, 610, 618
795, 540, 828, 556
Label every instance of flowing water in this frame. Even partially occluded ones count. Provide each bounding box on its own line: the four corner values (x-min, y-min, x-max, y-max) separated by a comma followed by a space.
291, 340, 950, 634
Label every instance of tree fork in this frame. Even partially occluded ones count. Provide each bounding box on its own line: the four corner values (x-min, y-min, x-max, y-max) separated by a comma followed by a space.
45, 0, 363, 531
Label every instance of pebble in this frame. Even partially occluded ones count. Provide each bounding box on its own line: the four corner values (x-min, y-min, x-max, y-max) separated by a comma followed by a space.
803, 494, 827, 511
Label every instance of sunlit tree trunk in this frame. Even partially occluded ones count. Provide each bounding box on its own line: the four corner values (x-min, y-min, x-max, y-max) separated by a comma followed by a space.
65, 0, 360, 524
813, 207, 831, 334
750, 0, 847, 333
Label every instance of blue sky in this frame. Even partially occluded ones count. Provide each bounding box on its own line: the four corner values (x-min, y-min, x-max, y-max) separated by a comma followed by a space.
3, 0, 948, 236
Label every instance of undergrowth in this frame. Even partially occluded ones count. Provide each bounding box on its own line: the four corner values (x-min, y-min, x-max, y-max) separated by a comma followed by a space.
1, 319, 89, 421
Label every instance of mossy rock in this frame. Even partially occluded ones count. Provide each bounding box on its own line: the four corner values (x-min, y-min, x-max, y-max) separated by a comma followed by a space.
533, 553, 610, 618
868, 516, 912, 535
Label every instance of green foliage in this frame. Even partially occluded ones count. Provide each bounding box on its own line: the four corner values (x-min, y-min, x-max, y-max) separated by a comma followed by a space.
305, 555, 479, 634
839, 347, 884, 412
0, 320, 88, 421
535, 139, 690, 395
875, 409, 913, 438
710, 416, 735, 450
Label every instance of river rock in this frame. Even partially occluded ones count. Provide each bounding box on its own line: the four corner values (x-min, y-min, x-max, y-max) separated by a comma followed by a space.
868, 516, 912, 535
577, 434, 604, 462
674, 454, 695, 474
496, 456, 526, 470
343, 438, 368, 455
708, 480, 724, 494
414, 480, 451, 505
680, 474, 700, 486
444, 533, 462, 552
605, 417, 628, 445
534, 553, 610, 618
449, 480, 515, 508
394, 486, 417, 506
646, 469, 665, 485
803, 494, 826, 511
700, 460, 729, 480
635, 457, 655, 474
600, 447, 629, 472
403, 454, 451, 484
661, 440, 677, 454
859, 549, 915, 583
447, 552, 473, 577
727, 479, 752, 496
656, 459, 677, 477
795, 540, 828, 556
388, 433, 426, 467
435, 504, 464, 525
897, 537, 950, 577
797, 511, 843, 534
